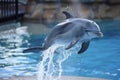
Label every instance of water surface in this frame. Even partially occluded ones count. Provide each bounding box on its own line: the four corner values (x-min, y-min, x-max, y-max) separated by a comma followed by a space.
0, 20, 120, 80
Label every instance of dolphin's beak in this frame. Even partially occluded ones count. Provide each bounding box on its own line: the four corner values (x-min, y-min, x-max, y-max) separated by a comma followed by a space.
86, 29, 103, 37
95, 31, 103, 37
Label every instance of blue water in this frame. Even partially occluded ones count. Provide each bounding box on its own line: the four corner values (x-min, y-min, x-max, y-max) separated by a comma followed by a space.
0, 20, 120, 80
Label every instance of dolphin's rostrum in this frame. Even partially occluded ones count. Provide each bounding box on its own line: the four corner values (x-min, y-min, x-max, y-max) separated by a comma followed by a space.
23, 11, 103, 54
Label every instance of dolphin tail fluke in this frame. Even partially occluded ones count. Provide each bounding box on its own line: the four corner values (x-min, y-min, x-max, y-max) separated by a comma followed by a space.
23, 46, 43, 53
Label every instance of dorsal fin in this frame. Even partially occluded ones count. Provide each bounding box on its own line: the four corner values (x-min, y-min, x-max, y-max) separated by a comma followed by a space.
62, 11, 73, 19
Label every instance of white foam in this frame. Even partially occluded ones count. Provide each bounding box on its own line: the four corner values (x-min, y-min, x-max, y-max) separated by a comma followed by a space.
37, 46, 72, 80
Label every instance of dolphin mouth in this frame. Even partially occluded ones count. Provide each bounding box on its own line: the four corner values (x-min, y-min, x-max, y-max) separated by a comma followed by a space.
86, 29, 103, 37
95, 31, 103, 37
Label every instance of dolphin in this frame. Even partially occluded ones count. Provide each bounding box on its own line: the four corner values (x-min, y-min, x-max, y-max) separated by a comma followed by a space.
23, 11, 103, 54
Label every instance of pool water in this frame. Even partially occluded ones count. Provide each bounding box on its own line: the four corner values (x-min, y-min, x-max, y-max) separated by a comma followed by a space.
0, 20, 120, 80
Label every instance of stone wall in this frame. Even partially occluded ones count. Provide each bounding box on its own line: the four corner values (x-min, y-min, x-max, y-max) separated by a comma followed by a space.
23, 0, 120, 23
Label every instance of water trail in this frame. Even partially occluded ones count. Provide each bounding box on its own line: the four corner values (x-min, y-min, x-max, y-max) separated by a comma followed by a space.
89, 5, 94, 19
63, 0, 82, 18
56, 49, 72, 80
37, 46, 56, 80
37, 46, 72, 80
71, 0, 81, 17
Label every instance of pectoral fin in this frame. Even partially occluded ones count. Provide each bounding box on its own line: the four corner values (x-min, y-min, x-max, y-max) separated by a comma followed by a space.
78, 41, 90, 54
65, 38, 79, 50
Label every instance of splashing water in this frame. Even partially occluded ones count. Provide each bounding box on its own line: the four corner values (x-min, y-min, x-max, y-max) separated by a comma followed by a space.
0, 25, 29, 60
37, 46, 72, 80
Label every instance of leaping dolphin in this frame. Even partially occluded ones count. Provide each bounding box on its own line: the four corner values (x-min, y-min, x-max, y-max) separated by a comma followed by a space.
23, 11, 103, 54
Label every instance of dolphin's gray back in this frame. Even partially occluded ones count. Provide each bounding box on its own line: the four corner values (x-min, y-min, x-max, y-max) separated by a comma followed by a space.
42, 18, 92, 50
43, 22, 74, 50
45, 18, 89, 43
46, 18, 86, 38
46, 22, 73, 40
